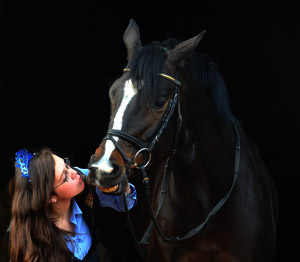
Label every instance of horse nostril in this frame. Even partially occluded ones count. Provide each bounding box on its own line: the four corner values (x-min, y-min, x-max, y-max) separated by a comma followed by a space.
89, 161, 122, 178
89, 159, 113, 174
111, 162, 122, 175
88, 166, 98, 174
98, 162, 122, 180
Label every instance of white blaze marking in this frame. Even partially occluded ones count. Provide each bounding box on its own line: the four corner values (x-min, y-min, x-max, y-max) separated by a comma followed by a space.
92, 80, 137, 172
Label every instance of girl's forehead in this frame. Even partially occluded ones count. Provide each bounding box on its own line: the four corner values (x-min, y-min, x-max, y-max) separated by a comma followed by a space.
52, 154, 64, 175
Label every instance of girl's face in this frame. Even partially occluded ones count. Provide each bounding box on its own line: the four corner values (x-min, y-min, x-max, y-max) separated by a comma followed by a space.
52, 155, 84, 199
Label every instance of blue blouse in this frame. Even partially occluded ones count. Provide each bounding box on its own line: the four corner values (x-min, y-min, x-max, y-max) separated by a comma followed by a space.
64, 199, 92, 260
64, 168, 137, 260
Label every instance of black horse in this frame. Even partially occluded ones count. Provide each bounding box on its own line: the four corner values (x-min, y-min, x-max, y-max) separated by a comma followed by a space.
88, 19, 278, 261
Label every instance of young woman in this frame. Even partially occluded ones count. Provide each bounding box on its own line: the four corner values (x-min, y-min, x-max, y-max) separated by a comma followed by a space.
9, 148, 137, 262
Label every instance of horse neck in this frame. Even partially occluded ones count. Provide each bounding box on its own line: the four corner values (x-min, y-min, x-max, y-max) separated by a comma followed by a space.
170, 106, 237, 213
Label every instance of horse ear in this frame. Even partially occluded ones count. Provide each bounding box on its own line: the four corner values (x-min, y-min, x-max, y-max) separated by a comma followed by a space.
123, 19, 142, 60
167, 30, 206, 67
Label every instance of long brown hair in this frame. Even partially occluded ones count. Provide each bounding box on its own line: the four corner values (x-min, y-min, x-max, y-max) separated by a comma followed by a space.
9, 148, 71, 262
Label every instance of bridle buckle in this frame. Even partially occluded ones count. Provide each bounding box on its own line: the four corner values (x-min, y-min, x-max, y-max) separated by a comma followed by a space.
133, 148, 152, 169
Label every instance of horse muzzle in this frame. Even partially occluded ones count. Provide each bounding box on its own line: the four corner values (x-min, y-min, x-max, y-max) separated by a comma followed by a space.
88, 158, 127, 195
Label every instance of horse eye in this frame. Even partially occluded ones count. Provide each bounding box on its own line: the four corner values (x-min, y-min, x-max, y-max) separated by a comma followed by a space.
154, 98, 166, 109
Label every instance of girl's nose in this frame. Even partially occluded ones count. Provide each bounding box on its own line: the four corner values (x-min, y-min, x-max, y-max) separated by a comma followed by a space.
70, 170, 77, 180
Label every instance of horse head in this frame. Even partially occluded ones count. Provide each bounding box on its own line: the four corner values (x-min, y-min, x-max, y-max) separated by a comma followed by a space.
88, 19, 205, 194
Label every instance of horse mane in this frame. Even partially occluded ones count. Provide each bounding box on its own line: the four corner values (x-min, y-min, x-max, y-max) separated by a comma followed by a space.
127, 38, 235, 123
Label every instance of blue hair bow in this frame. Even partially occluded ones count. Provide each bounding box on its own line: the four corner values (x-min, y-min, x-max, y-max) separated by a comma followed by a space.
15, 149, 34, 181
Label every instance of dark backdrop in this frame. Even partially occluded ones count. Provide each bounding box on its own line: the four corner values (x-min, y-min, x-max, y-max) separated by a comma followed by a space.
1, 0, 299, 261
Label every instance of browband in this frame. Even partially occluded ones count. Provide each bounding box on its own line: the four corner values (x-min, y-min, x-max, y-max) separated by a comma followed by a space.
123, 68, 181, 86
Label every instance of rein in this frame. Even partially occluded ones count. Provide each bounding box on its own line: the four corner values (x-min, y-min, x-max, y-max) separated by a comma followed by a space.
106, 69, 241, 244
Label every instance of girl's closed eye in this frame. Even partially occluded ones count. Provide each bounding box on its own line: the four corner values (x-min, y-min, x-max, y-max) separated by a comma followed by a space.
62, 169, 68, 183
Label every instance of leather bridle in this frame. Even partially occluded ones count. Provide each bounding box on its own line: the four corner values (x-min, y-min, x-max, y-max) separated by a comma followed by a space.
105, 68, 182, 171
104, 69, 241, 244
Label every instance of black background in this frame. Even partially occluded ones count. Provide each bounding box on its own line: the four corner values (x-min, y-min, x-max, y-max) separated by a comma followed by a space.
1, 0, 299, 261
